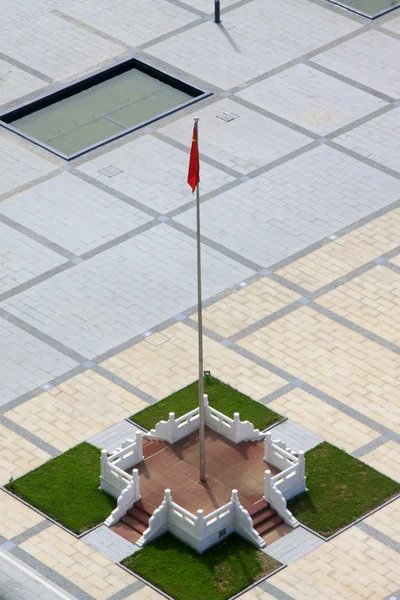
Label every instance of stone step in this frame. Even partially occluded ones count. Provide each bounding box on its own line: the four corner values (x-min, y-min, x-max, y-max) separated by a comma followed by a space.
247, 499, 270, 518
255, 514, 284, 536
121, 514, 148, 534
252, 507, 276, 527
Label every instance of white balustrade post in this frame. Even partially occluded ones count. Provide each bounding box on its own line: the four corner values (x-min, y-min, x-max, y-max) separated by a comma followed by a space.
195, 509, 205, 540
264, 432, 272, 463
203, 394, 210, 423
136, 430, 143, 461
233, 413, 240, 443
100, 449, 108, 479
298, 451, 305, 479
263, 470, 272, 503
164, 489, 171, 503
231, 489, 238, 504
132, 468, 140, 498
168, 413, 176, 442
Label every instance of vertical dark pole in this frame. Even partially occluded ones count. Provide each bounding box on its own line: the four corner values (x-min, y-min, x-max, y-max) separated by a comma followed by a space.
215, 0, 221, 23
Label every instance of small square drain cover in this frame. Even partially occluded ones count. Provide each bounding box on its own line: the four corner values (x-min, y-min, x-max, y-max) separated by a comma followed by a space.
99, 165, 122, 178
217, 111, 239, 122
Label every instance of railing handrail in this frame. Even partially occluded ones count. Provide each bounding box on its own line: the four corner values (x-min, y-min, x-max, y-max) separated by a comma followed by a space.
208, 405, 234, 424
170, 500, 197, 522
175, 408, 199, 423
108, 462, 133, 480
203, 501, 232, 523
271, 462, 297, 481
109, 442, 138, 462
271, 443, 298, 463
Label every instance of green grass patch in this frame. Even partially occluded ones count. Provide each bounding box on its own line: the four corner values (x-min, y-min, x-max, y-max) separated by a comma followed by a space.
288, 442, 400, 537
131, 376, 282, 431
5, 443, 116, 534
122, 533, 281, 600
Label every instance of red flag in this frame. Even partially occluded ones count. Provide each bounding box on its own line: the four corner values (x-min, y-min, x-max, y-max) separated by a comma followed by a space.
187, 123, 199, 193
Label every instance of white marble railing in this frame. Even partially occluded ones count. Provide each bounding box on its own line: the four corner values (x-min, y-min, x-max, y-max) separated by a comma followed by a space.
146, 394, 264, 444
100, 431, 144, 498
263, 469, 299, 528
105, 470, 141, 526
137, 489, 265, 553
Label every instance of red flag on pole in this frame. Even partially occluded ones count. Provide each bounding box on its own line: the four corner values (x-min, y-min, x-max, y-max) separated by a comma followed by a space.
187, 122, 200, 193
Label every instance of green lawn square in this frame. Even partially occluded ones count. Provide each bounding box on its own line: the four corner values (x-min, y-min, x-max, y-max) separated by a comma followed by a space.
122, 533, 281, 600
288, 442, 400, 537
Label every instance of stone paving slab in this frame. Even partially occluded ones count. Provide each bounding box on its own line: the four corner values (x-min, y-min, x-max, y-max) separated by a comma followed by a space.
0, 13, 123, 81
61, 0, 197, 48
269, 419, 324, 453
361, 440, 400, 482
191, 278, 300, 338
88, 419, 144, 453
0, 491, 44, 540
19, 525, 136, 600
276, 207, 400, 291
0, 59, 46, 107
2, 224, 252, 357
240, 307, 400, 433
363, 498, 400, 544
269, 389, 379, 453
0, 318, 78, 406
312, 30, 400, 98
77, 135, 234, 214
122, 588, 165, 600
0, 422, 50, 485
237, 63, 386, 135
264, 526, 325, 565
0, 173, 154, 256
103, 322, 285, 401
0, 550, 77, 600
81, 526, 138, 564
147, 0, 360, 89
4, 371, 147, 452
175, 145, 400, 267
268, 525, 400, 599
317, 265, 400, 345
159, 98, 310, 174
0, 133, 58, 197
336, 106, 400, 173
0, 222, 66, 294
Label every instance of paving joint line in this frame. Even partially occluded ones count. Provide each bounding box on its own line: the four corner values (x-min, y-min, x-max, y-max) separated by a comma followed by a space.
356, 521, 400, 553
309, 301, 400, 355
52, 9, 131, 49
229, 301, 301, 342
164, 0, 207, 17
10, 520, 52, 546
137, 18, 205, 51
9, 546, 96, 600
385, 260, 400, 276
0, 261, 75, 303
0, 52, 52, 83
325, 102, 395, 141
0, 168, 64, 205
0, 308, 87, 364
351, 434, 389, 458
0, 415, 61, 457
106, 580, 146, 600
92, 365, 158, 405
258, 580, 296, 600
328, 139, 400, 179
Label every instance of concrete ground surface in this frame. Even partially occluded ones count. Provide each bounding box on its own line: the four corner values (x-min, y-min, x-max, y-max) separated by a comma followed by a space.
1, 0, 400, 597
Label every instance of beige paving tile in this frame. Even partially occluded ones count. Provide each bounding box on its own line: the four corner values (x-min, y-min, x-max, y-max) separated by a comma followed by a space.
102, 323, 285, 402
364, 498, 400, 544
270, 525, 400, 599
238, 588, 277, 600
20, 525, 135, 600
390, 254, 400, 267
317, 266, 400, 345
269, 389, 378, 452
0, 423, 50, 485
0, 490, 44, 539
362, 440, 400, 483
277, 208, 400, 291
239, 307, 400, 433
4, 372, 147, 452
192, 278, 300, 338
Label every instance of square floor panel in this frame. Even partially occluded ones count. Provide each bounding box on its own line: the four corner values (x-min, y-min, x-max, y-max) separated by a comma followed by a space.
147, 0, 360, 89
2, 225, 252, 357
0, 133, 58, 196
0, 173, 154, 255
0, 59, 46, 108
0, 318, 78, 406
61, 0, 196, 47
78, 135, 233, 213
159, 98, 310, 174
0, 222, 66, 293
175, 145, 400, 267
0, 13, 122, 81
237, 64, 386, 135
335, 106, 400, 173
312, 30, 400, 99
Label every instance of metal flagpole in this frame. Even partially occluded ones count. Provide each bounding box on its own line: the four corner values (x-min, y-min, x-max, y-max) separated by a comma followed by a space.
195, 116, 206, 482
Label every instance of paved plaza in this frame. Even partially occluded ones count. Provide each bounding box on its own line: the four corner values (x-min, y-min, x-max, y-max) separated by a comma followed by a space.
1, 0, 400, 597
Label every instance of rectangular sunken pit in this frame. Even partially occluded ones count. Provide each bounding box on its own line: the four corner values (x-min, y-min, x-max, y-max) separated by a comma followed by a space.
325, 0, 400, 18
0, 57, 211, 160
